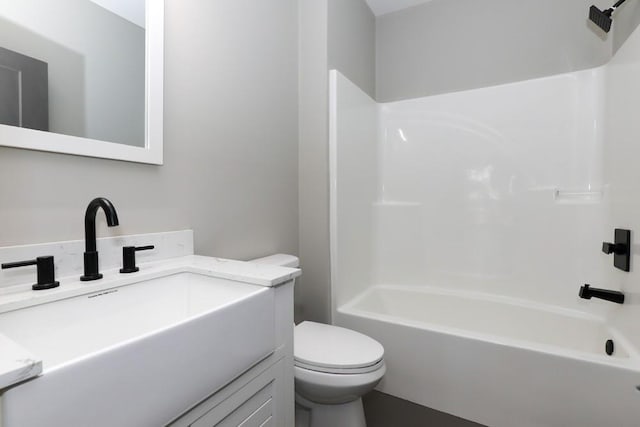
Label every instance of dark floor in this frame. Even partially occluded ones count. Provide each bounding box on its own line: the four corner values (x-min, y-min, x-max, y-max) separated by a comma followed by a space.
363, 391, 486, 427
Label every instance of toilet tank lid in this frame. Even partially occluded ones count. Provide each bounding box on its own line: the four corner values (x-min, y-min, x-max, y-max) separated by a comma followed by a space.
249, 253, 299, 268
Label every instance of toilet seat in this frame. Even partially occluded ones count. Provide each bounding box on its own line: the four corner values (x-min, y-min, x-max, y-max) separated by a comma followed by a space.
295, 358, 385, 374
294, 321, 384, 374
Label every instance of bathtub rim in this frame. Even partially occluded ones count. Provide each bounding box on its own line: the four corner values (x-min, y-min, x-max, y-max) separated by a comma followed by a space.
337, 284, 640, 370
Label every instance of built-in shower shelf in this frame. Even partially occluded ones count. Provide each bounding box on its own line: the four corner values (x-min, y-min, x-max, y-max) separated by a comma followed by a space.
553, 189, 604, 204
373, 201, 422, 207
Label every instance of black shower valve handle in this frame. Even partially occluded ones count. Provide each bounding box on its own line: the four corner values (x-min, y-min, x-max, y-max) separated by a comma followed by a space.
602, 241, 626, 255
1, 256, 60, 290
120, 245, 155, 274
602, 229, 631, 272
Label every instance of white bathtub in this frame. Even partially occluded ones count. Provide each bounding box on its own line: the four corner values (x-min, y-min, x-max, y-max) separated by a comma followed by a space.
334, 285, 640, 427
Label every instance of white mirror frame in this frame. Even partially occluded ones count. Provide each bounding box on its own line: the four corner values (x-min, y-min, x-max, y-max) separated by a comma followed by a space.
0, 0, 164, 165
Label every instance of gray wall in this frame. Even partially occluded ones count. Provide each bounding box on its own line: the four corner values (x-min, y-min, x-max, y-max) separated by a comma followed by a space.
613, 0, 640, 53
298, 0, 330, 323
376, 0, 614, 101
328, 0, 376, 98
0, 0, 298, 263
298, 0, 375, 323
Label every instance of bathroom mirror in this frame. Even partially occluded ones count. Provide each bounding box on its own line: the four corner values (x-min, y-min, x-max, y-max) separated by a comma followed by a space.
0, 0, 163, 165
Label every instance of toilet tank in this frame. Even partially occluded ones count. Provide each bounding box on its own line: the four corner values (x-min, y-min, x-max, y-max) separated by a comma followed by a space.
249, 253, 300, 268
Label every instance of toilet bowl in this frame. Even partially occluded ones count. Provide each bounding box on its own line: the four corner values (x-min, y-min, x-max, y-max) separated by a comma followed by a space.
249, 254, 386, 427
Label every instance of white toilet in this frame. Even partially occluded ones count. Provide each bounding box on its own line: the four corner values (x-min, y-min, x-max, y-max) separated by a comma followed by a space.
250, 254, 386, 427
294, 321, 386, 427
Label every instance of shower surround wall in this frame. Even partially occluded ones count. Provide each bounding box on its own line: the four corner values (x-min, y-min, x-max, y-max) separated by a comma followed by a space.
604, 18, 640, 354
330, 23, 640, 425
331, 67, 609, 314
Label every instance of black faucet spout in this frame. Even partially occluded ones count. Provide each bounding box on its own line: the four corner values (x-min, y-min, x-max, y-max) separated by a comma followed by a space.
81, 197, 119, 281
84, 197, 119, 252
579, 284, 625, 304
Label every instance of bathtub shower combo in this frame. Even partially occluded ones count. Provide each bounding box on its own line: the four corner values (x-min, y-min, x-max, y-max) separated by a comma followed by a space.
329, 25, 640, 427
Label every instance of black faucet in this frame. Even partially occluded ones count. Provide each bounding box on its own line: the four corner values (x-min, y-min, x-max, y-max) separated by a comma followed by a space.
579, 284, 625, 304
81, 197, 119, 281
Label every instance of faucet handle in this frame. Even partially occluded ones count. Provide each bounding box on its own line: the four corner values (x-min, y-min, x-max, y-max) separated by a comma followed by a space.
120, 245, 155, 274
2, 256, 60, 290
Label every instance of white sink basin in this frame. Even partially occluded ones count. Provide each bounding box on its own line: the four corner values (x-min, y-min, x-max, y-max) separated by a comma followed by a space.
0, 271, 275, 427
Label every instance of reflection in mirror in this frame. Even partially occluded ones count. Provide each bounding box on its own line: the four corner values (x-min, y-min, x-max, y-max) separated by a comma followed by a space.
0, 0, 144, 147
0, 0, 163, 165
0, 46, 49, 132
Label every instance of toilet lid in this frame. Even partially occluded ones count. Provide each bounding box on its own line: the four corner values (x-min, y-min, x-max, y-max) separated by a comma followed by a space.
294, 321, 384, 371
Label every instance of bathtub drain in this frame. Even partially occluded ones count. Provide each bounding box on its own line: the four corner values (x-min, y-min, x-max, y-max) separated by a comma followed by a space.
605, 339, 614, 356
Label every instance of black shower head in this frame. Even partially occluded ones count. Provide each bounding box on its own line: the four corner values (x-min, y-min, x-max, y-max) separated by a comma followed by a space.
589, 0, 628, 33
589, 5, 613, 32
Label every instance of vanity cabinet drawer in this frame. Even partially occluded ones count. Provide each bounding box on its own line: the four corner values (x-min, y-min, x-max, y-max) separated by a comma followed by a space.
168, 349, 289, 427
258, 416, 273, 427
192, 382, 273, 427
225, 394, 272, 427
241, 401, 272, 427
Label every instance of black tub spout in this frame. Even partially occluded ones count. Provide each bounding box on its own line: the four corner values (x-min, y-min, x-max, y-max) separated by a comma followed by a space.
579, 284, 625, 304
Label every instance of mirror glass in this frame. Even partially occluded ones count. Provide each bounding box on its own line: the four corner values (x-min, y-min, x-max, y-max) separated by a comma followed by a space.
0, 0, 163, 164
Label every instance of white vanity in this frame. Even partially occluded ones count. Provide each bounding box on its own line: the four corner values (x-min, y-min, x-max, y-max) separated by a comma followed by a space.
0, 231, 299, 427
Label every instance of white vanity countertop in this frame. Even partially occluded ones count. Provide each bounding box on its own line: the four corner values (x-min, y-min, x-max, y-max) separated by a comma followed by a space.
0, 255, 300, 313
186, 255, 301, 287
0, 254, 300, 390
0, 335, 42, 391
